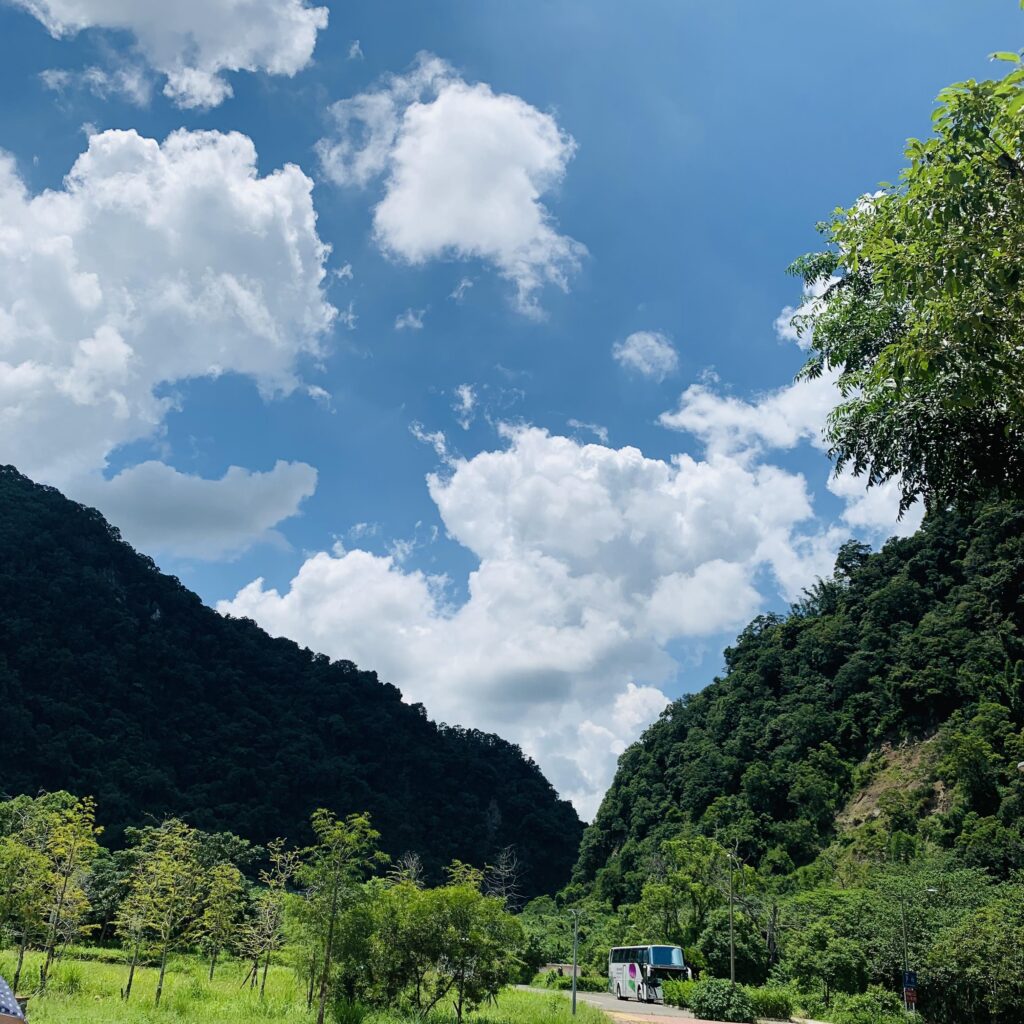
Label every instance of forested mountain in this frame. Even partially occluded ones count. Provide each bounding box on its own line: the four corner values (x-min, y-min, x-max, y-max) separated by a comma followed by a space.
573, 502, 1024, 903
0, 465, 581, 898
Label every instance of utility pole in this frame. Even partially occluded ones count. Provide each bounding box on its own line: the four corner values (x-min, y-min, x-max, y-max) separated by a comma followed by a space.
900, 896, 909, 1012
728, 848, 736, 986
898, 886, 935, 1014
570, 909, 580, 1016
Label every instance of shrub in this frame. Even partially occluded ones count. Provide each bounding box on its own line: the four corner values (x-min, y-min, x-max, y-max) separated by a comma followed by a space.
332, 999, 370, 1024
746, 985, 794, 1020
829, 986, 907, 1024
663, 979, 697, 1007
531, 971, 607, 992
689, 978, 756, 1023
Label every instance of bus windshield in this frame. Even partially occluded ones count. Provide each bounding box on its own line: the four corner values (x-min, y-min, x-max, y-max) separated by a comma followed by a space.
649, 946, 684, 967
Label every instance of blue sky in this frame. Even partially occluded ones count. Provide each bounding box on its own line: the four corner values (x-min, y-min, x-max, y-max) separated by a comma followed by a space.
0, 0, 1020, 815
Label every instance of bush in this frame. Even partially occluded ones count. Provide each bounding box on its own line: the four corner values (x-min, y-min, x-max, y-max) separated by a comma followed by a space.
531, 971, 607, 992
663, 979, 697, 1007
332, 999, 370, 1024
829, 986, 907, 1024
689, 978, 756, 1023
746, 985, 794, 1020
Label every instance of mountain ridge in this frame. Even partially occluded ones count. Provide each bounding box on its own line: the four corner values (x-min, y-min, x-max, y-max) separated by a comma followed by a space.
571, 502, 1024, 901
0, 464, 582, 898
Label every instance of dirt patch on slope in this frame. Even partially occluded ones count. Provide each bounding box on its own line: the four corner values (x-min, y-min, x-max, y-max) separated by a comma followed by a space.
836, 737, 945, 831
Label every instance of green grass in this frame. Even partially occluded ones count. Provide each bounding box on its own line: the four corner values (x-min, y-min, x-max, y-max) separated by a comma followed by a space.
363, 989, 609, 1023
0, 950, 311, 1023
0, 951, 609, 1024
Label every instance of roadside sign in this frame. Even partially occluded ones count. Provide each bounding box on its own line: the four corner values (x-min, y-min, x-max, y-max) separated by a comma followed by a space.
903, 972, 918, 1010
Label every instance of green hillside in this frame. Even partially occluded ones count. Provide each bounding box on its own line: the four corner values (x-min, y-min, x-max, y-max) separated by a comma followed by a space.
574, 501, 1024, 902
0, 465, 582, 899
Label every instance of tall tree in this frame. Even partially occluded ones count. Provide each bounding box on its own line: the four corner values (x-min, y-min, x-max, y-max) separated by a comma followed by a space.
198, 863, 245, 981
789, 56, 1024, 512
122, 819, 205, 1006
0, 835, 49, 993
299, 810, 383, 1024
38, 795, 101, 989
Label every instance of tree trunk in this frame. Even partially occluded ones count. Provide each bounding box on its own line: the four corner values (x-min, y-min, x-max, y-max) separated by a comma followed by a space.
209, 948, 218, 981
306, 955, 317, 1010
250, 956, 259, 989
42, 853, 75, 989
123, 942, 139, 1001
455, 969, 466, 1024
155, 947, 169, 1007
12, 930, 28, 993
260, 951, 270, 1000
316, 874, 342, 1024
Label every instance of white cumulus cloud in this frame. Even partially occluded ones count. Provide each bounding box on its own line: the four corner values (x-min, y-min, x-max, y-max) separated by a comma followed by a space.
83, 460, 318, 559
0, 128, 335, 556
659, 371, 839, 457
612, 330, 678, 381
659, 369, 921, 542
221, 425, 827, 817
318, 54, 585, 316
13, 0, 328, 108
774, 275, 840, 348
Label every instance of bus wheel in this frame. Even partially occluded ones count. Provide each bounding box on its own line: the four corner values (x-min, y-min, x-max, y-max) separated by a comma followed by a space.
615, 985, 623, 1001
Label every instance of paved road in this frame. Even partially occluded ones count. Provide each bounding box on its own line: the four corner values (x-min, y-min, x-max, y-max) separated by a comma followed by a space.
519, 987, 701, 1022
520, 988, 801, 1024
573, 990, 700, 1020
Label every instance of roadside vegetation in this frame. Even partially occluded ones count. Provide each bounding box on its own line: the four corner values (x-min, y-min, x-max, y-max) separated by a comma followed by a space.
0, 952, 606, 1024
0, 792, 545, 1024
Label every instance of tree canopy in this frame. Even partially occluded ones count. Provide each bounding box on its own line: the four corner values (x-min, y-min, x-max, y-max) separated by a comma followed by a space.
791, 58, 1024, 512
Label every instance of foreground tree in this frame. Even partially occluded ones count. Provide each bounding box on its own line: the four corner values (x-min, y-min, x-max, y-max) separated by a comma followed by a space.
0, 835, 49, 992
38, 795, 102, 989
299, 810, 384, 1024
122, 819, 205, 1006
198, 862, 246, 981
432, 871, 525, 1023
790, 56, 1024, 512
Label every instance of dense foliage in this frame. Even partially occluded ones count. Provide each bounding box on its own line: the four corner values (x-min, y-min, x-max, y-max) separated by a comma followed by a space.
513, 500, 1024, 1022
574, 503, 1024, 900
0, 466, 581, 898
789, 59, 1024, 512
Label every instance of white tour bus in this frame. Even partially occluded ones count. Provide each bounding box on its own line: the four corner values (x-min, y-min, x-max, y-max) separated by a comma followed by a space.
607, 945, 689, 1003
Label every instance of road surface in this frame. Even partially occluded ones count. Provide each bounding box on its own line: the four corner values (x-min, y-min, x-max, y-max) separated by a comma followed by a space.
520, 987, 712, 1023
573, 990, 700, 1020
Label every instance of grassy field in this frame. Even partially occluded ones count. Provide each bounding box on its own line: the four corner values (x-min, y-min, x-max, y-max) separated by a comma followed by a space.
0, 950, 609, 1024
